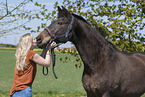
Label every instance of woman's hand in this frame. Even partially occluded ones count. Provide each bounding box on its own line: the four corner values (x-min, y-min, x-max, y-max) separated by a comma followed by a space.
49, 42, 56, 49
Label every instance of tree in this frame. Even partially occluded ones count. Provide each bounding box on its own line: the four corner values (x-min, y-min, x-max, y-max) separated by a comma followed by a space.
1, 0, 144, 52
48, 0, 145, 67
31, 0, 145, 52
61, 0, 145, 52
20, 0, 145, 67
133, 0, 145, 13
0, 0, 32, 36
1, 0, 145, 67
0, 0, 53, 36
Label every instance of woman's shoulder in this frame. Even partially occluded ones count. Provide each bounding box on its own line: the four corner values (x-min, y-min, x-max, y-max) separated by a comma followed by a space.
26, 50, 37, 62
27, 50, 37, 56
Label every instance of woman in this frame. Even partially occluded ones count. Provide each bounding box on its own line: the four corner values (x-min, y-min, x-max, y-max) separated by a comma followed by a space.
10, 33, 56, 97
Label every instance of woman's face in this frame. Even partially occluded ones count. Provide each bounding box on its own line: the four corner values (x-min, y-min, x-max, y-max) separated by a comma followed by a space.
33, 39, 37, 47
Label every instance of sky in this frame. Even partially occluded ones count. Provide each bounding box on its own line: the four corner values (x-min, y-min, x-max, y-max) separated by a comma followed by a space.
0, 0, 73, 48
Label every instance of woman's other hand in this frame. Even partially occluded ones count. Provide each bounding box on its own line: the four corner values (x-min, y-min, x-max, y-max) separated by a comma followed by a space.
49, 42, 56, 49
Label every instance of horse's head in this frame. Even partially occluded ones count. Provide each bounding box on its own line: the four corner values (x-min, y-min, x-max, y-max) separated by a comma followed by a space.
36, 6, 74, 48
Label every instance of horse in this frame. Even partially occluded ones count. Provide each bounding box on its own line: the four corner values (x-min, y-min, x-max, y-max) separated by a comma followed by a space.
36, 6, 145, 97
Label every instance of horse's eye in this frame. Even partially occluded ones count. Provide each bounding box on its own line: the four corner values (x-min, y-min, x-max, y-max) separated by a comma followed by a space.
58, 22, 63, 25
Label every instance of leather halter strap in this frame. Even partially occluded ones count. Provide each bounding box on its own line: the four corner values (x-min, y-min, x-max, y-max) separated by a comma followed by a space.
45, 15, 74, 40
45, 27, 53, 37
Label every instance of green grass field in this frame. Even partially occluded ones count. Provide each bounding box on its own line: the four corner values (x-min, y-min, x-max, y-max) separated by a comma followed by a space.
0, 48, 86, 97
0, 48, 145, 97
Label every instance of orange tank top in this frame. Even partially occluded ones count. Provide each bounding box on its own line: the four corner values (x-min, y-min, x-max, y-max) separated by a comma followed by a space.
10, 50, 37, 95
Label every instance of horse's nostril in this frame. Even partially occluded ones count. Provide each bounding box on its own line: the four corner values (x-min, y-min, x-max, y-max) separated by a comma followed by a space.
37, 37, 42, 43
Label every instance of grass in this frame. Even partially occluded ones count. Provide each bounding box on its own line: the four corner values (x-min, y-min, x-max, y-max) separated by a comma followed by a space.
0, 48, 86, 97
0, 48, 145, 97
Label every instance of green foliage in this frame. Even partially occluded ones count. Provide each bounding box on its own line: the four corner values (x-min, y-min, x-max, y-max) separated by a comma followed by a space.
52, 0, 145, 53
24, 0, 145, 67
40, 0, 144, 66
59, 48, 82, 68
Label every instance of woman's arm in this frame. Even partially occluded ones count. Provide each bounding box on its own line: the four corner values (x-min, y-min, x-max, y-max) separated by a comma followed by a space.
31, 41, 56, 67
31, 50, 51, 67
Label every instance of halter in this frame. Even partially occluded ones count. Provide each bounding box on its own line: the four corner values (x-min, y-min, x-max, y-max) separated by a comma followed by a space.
45, 15, 74, 40
41, 15, 74, 79
45, 27, 53, 37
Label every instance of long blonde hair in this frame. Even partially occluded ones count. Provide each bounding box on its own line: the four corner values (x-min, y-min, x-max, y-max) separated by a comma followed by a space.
15, 33, 34, 71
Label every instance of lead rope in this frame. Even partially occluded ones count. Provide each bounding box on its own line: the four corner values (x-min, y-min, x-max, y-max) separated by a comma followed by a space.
51, 48, 57, 79
41, 41, 53, 76
41, 40, 58, 79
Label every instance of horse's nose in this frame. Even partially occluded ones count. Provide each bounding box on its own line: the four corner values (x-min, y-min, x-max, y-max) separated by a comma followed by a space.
36, 36, 42, 43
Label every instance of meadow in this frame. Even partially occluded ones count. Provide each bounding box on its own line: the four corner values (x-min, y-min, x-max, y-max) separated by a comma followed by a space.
0, 48, 86, 97
0, 48, 145, 97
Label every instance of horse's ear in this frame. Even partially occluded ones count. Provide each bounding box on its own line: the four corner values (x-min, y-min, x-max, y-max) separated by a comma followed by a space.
58, 6, 64, 18
61, 6, 67, 11
58, 6, 62, 12
61, 6, 71, 18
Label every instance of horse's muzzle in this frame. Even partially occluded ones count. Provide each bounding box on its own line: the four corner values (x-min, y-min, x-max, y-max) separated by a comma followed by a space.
36, 36, 42, 44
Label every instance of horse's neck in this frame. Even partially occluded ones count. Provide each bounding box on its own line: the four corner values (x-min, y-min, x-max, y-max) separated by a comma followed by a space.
71, 20, 117, 72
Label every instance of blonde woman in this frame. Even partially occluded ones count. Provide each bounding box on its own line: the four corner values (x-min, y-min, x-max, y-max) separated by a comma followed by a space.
10, 33, 56, 97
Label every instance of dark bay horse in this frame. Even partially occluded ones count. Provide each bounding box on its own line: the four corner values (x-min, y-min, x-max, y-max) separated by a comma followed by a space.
36, 6, 145, 97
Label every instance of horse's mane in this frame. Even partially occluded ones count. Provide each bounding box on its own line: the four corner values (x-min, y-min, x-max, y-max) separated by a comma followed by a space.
72, 13, 91, 26
72, 13, 110, 37
72, 13, 119, 51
